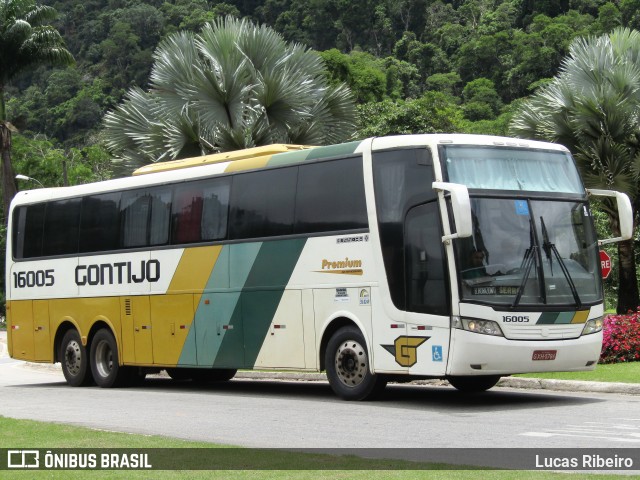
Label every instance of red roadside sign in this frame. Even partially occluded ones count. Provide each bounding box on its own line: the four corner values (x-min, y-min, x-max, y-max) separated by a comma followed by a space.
599, 250, 612, 279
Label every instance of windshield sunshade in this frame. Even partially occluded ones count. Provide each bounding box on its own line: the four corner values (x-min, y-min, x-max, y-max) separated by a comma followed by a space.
444, 146, 584, 193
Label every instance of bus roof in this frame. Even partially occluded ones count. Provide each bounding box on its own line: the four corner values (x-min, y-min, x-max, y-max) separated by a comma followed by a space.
132, 144, 314, 176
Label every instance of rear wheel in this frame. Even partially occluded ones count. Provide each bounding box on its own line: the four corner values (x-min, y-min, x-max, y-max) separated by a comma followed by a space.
325, 327, 386, 400
447, 375, 501, 392
60, 329, 93, 387
90, 329, 128, 388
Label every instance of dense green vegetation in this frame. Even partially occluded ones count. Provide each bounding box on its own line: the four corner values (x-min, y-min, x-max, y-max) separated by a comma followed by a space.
8, 0, 637, 158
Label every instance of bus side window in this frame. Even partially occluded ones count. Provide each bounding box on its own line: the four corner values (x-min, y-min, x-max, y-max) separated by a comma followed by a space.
42, 199, 81, 256
172, 185, 204, 244
295, 157, 367, 234
201, 180, 229, 241
372, 148, 436, 311
121, 187, 171, 248
229, 167, 297, 240
79, 193, 121, 253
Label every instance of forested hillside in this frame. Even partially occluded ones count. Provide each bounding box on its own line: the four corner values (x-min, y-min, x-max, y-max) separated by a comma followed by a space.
5, 0, 639, 175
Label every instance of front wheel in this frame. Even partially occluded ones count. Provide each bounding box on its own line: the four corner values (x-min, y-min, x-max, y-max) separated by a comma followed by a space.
325, 327, 386, 400
90, 329, 128, 388
60, 329, 93, 387
447, 375, 501, 392
192, 368, 237, 383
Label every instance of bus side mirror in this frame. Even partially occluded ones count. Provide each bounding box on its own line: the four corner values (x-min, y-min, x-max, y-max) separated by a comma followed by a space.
586, 189, 634, 245
432, 182, 472, 242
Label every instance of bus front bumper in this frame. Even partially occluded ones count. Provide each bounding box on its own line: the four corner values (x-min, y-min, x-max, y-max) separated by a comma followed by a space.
447, 328, 603, 376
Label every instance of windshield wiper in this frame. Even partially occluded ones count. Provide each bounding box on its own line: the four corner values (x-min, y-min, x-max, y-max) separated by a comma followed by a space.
540, 216, 582, 308
512, 218, 546, 307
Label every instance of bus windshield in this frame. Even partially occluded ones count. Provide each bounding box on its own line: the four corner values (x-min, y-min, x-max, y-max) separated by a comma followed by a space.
454, 198, 602, 308
443, 145, 584, 193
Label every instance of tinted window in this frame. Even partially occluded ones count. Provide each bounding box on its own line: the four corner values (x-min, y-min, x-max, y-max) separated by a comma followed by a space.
372, 148, 436, 310
172, 178, 230, 244
230, 168, 297, 239
121, 187, 171, 248
13, 204, 46, 259
42, 199, 81, 256
79, 193, 121, 253
405, 202, 449, 315
295, 157, 367, 233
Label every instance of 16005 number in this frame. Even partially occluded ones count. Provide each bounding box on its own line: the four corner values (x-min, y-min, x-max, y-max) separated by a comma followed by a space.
13, 270, 55, 288
503, 315, 530, 323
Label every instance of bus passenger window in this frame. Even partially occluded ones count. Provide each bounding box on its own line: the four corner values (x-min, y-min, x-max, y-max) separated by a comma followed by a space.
295, 157, 367, 233
172, 186, 204, 243
229, 168, 296, 240
43, 199, 81, 256
14, 204, 46, 259
201, 181, 229, 241
79, 193, 121, 253
121, 187, 171, 248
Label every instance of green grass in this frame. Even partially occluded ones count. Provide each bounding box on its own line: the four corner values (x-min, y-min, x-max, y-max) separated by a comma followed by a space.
517, 361, 640, 383
0, 417, 627, 479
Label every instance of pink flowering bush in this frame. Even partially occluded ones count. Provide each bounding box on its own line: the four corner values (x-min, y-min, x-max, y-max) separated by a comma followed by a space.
600, 310, 640, 364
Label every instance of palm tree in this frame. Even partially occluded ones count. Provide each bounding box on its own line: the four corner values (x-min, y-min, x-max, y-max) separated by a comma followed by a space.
0, 0, 74, 221
510, 27, 640, 313
103, 16, 356, 170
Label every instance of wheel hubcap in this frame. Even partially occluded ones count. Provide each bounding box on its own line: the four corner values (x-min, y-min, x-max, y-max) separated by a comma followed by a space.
64, 340, 82, 376
95, 340, 113, 378
335, 340, 368, 387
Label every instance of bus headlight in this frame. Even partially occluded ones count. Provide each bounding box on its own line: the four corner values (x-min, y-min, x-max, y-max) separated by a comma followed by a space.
581, 317, 604, 336
455, 318, 504, 337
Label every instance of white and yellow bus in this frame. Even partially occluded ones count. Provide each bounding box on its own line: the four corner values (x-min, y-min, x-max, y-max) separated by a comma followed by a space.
6, 134, 633, 400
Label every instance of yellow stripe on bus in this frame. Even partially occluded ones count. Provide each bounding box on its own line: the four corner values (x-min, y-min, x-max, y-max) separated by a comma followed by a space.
571, 310, 590, 324
168, 246, 222, 296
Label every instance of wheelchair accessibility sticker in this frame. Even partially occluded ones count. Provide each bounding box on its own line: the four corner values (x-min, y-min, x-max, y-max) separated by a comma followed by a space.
432, 345, 443, 362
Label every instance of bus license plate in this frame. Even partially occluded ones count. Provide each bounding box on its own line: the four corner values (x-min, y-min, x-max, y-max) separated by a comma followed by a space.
532, 350, 557, 361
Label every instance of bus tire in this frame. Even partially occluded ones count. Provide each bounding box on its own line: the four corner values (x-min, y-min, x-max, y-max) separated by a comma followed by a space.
325, 326, 386, 401
447, 375, 501, 392
126, 368, 146, 387
60, 329, 93, 387
166, 368, 192, 381
90, 329, 127, 388
192, 368, 237, 383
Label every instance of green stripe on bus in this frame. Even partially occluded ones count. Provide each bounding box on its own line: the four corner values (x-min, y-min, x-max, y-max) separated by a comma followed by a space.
188, 238, 307, 368
178, 244, 262, 367
241, 238, 307, 367
537, 312, 575, 324
305, 141, 361, 161
267, 149, 314, 167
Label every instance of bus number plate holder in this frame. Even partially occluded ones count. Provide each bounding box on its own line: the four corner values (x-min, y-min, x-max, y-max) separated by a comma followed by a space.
532, 350, 557, 361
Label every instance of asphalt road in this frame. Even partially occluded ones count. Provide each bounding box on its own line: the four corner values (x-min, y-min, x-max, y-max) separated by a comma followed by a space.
1, 344, 639, 451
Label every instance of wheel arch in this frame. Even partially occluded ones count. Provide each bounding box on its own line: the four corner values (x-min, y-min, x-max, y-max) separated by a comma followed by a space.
318, 313, 369, 371
87, 318, 121, 366
53, 319, 80, 363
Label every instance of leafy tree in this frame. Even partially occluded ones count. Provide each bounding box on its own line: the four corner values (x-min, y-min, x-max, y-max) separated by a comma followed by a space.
321, 49, 386, 103
510, 27, 640, 313
425, 72, 462, 97
596, 2, 621, 34
356, 91, 465, 138
0, 0, 74, 222
620, 1, 640, 30
461, 77, 502, 120
104, 17, 356, 169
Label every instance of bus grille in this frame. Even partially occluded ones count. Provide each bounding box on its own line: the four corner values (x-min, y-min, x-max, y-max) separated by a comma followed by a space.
501, 323, 584, 340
